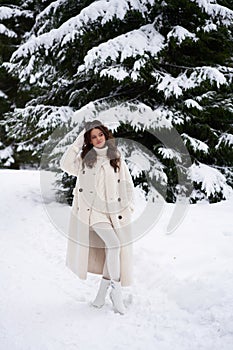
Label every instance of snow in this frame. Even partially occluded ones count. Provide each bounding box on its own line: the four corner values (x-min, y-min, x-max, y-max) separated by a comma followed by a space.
77, 24, 165, 75
1, 169, 233, 349
10, 0, 154, 61
70, 100, 175, 131
202, 19, 217, 32
0, 90, 7, 99
157, 147, 182, 162
216, 133, 233, 148
0, 6, 33, 20
155, 66, 228, 98
0, 145, 14, 166
100, 66, 129, 81
33, 0, 67, 36
167, 26, 198, 44
188, 162, 233, 198
7, 0, 233, 92
182, 133, 209, 153
156, 72, 183, 98
19, 54, 36, 82
184, 99, 203, 110
11, 105, 74, 130
101, 61, 143, 81
0, 23, 17, 38
127, 147, 167, 184
192, 0, 233, 26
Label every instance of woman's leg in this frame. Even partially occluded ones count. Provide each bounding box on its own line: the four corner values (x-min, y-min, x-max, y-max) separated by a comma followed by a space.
91, 222, 126, 314
91, 222, 121, 282
102, 251, 111, 280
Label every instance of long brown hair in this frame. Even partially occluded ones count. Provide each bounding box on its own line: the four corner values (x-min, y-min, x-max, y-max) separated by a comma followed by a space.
80, 120, 121, 173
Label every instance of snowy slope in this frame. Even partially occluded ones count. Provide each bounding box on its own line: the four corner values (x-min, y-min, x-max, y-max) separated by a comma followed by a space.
1, 169, 233, 349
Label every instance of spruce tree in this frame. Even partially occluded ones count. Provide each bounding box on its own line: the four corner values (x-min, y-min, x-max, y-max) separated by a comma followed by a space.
0, 0, 232, 202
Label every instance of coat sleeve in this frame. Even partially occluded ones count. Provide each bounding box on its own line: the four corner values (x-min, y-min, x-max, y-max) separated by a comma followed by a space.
60, 129, 85, 177
121, 159, 135, 212
59, 143, 83, 177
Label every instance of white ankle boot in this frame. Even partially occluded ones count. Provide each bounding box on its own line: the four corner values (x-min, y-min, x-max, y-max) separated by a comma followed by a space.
109, 280, 126, 315
92, 277, 111, 308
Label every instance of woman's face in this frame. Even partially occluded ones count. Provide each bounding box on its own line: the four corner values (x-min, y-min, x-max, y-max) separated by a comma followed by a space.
90, 128, 106, 148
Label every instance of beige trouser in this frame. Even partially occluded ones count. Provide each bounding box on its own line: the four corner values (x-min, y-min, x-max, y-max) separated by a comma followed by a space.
91, 221, 121, 281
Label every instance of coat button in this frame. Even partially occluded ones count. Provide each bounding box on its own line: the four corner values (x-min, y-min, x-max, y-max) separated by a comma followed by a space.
79, 188, 83, 192
118, 197, 121, 201
87, 208, 90, 211
118, 215, 122, 219
82, 170, 85, 174
118, 179, 120, 183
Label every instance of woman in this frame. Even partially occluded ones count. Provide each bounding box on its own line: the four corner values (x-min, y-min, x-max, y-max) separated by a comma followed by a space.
60, 120, 135, 315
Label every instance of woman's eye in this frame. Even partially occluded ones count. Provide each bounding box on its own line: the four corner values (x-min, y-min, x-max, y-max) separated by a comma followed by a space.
92, 133, 103, 139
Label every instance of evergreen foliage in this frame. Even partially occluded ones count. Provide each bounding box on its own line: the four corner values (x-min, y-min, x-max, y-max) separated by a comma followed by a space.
0, 0, 232, 202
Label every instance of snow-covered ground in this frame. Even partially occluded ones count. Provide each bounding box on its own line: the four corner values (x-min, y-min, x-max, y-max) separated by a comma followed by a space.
1, 169, 233, 350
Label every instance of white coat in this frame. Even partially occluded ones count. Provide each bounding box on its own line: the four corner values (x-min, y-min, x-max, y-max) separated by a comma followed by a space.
60, 142, 135, 286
